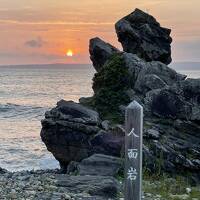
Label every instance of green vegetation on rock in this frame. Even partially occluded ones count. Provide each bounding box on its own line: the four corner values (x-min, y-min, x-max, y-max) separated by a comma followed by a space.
92, 53, 131, 122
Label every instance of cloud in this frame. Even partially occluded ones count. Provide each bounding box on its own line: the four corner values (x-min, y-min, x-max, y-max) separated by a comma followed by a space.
0, 19, 113, 26
24, 37, 46, 48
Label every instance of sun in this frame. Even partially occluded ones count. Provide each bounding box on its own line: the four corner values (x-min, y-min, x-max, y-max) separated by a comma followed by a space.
66, 50, 73, 57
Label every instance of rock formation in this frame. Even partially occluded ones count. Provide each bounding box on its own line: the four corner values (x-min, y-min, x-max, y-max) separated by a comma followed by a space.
41, 8, 200, 183
41, 100, 123, 171
115, 9, 172, 64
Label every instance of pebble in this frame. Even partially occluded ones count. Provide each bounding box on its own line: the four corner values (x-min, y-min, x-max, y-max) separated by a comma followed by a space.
0, 169, 199, 200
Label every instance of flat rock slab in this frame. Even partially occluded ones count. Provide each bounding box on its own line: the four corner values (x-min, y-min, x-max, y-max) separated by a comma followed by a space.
78, 154, 123, 176
55, 175, 120, 198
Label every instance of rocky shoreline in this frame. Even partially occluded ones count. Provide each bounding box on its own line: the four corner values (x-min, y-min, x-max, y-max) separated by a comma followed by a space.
0, 154, 122, 200
0, 170, 121, 200
1, 165, 199, 200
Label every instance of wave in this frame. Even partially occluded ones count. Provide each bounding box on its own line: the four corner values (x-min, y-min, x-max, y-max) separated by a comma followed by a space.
0, 103, 48, 120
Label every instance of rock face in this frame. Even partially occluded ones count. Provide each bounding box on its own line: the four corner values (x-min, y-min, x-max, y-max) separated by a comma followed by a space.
41, 100, 123, 170
89, 37, 120, 72
115, 9, 172, 64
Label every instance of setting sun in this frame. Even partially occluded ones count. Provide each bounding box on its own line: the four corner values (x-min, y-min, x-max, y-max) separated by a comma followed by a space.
66, 50, 73, 57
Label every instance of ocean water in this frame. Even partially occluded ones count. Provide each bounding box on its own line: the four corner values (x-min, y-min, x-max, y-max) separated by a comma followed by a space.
0, 64, 199, 171
0, 64, 95, 171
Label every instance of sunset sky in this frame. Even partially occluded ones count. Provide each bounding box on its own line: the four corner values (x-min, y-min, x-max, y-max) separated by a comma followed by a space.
0, 0, 200, 65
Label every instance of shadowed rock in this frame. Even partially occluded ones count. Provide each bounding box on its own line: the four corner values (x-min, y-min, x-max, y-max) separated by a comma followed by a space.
41, 100, 123, 170
115, 8, 172, 64
56, 174, 120, 198
0, 167, 7, 174
134, 61, 186, 94
77, 154, 122, 176
146, 78, 200, 121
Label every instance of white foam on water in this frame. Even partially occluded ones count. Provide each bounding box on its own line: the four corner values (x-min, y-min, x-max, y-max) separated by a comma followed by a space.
0, 64, 94, 171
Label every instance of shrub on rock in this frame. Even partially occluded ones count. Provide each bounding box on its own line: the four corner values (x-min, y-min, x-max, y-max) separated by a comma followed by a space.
92, 53, 131, 122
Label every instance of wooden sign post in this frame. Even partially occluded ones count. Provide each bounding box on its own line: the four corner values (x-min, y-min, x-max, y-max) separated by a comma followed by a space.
125, 101, 143, 200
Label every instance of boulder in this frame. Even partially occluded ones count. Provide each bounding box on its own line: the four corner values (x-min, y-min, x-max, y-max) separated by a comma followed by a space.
56, 174, 120, 198
91, 130, 124, 157
89, 37, 120, 72
41, 100, 123, 170
146, 79, 200, 121
41, 100, 100, 169
115, 9, 172, 64
77, 154, 122, 176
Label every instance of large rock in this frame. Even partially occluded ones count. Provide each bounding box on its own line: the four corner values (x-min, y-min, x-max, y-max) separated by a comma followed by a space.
41, 100, 123, 170
56, 174, 120, 198
77, 154, 123, 176
89, 37, 120, 72
115, 9, 172, 64
40, 8, 200, 183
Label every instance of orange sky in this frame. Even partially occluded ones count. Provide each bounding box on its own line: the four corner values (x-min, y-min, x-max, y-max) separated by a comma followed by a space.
0, 0, 200, 65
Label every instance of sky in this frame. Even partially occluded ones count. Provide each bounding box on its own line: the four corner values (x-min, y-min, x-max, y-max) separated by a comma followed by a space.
0, 0, 200, 65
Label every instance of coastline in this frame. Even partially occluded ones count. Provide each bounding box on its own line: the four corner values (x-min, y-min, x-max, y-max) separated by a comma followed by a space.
1, 7, 200, 200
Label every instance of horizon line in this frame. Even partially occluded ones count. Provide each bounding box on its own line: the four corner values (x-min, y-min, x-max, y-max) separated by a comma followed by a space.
0, 61, 200, 67
0, 63, 92, 67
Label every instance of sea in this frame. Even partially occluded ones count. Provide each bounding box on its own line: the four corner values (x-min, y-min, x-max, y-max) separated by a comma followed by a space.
0, 63, 199, 172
